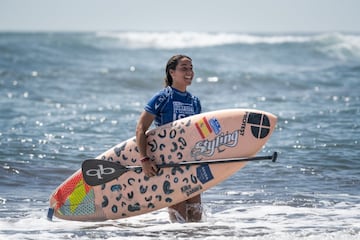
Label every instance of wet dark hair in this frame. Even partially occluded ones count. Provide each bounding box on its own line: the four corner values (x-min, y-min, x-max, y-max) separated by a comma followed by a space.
164, 55, 192, 87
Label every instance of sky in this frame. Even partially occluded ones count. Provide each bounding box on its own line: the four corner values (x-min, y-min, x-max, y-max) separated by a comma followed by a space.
1, 0, 359, 32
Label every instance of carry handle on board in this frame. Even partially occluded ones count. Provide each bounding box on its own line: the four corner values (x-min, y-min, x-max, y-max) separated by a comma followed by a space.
81, 152, 278, 186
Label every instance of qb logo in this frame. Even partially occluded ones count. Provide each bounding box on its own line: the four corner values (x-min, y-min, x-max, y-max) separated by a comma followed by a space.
86, 164, 116, 179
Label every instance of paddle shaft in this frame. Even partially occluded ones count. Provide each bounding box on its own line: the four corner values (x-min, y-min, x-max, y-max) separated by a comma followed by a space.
82, 152, 277, 186
129, 151, 278, 170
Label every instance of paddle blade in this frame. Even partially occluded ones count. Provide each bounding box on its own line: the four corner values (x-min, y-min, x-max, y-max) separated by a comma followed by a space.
81, 159, 128, 186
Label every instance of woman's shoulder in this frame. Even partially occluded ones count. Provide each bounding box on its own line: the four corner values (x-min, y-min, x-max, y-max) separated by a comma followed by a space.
155, 86, 173, 97
150, 87, 172, 104
186, 90, 200, 100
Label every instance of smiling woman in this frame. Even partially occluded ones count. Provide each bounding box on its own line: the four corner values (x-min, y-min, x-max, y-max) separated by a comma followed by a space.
165, 56, 194, 92
135, 55, 203, 222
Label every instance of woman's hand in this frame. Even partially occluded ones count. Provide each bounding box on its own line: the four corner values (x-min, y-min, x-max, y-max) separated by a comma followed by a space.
141, 158, 159, 177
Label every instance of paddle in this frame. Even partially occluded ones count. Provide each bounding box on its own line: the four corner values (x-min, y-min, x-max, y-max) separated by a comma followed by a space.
82, 152, 278, 186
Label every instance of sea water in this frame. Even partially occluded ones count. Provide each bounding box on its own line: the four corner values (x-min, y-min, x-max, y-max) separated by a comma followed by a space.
0, 31, 359, 239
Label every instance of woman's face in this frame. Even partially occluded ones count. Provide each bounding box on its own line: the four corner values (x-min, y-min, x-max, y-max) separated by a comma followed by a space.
170, 57, 194, 91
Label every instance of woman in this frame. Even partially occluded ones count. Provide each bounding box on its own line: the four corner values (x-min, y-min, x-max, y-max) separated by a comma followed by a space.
135, 55, 202, 223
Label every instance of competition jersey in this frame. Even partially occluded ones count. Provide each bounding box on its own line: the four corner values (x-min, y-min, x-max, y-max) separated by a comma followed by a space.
145, 86, 201, 127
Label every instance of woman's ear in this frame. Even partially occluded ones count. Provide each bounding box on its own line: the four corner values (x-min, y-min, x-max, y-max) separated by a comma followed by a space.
169, 69, 175, 78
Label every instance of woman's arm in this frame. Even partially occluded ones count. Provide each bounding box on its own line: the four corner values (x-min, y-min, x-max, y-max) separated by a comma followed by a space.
136, 111, 158, 177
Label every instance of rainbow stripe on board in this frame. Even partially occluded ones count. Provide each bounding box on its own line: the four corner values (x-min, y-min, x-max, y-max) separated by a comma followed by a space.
53, 171, 95, 216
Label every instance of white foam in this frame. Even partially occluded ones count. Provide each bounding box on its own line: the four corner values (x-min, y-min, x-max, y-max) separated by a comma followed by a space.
314, 32, 360, 60
95, 31, 360, 54
0, 202, 359, 240
96, 31, 311, 49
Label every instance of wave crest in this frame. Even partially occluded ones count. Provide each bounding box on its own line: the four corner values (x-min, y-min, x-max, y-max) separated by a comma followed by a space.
95, 31, 360, 61
97, 31, 358, 47
96, 31, 312, 49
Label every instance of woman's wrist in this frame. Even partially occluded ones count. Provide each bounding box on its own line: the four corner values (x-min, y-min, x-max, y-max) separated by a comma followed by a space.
140, 156, 150, 163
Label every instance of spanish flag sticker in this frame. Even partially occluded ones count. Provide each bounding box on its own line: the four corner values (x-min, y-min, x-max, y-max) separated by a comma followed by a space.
195, 117, 213, 139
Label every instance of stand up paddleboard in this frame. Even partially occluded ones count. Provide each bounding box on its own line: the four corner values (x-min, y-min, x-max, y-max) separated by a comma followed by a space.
48, 109, 277, 221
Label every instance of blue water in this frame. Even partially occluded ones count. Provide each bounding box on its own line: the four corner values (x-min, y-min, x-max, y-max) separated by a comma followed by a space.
0, 31, 359, 240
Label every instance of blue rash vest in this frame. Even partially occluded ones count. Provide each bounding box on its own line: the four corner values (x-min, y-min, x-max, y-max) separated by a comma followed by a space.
144, 86, 202, 127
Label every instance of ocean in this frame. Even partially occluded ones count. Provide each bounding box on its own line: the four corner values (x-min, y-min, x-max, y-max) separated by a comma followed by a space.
0, 31, 359, 239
